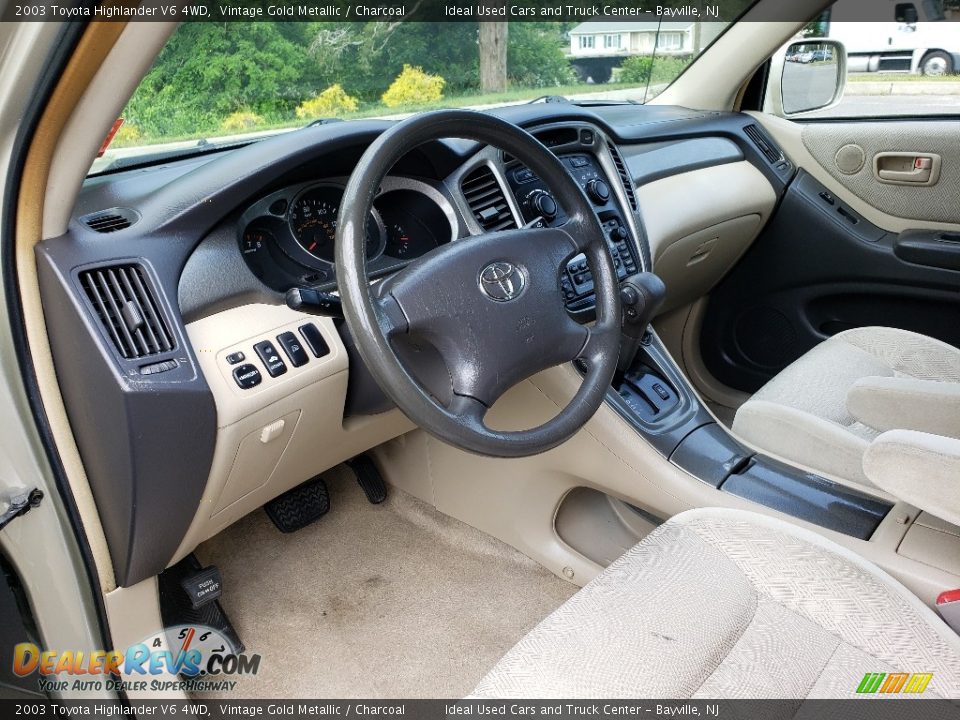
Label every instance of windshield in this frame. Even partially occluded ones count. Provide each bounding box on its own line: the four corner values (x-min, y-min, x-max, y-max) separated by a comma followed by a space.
91, 17, 741, 174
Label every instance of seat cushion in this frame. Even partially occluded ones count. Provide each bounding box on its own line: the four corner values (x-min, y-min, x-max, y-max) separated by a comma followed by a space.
732, 327, 960, 491
471, 508, 960, 699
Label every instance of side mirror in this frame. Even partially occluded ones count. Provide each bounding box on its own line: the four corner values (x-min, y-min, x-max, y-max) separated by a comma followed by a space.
765, 39, 847, 118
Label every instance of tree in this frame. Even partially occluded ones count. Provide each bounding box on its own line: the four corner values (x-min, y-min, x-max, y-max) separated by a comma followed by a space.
479, 20, 508, 93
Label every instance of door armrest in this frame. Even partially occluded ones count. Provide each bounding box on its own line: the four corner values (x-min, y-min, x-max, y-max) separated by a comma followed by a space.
863, 430, 960, 528
847, 376, 960, 437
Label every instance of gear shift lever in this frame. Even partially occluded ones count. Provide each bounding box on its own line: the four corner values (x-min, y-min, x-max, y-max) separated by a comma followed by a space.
617, 272, 667, 376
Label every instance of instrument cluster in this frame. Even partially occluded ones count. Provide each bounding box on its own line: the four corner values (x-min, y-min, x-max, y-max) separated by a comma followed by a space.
239, 177, 457, 292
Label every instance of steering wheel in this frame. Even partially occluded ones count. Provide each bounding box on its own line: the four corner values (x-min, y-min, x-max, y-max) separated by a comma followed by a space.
336, 110, 621, 457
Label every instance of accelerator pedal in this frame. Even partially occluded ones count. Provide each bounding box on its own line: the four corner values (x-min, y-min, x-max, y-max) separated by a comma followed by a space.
347, 455, 388, 504
264, 475, 330, 533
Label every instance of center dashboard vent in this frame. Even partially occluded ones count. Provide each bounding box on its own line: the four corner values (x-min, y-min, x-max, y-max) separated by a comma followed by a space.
743, 124, 784, 164
461, 165, 518, 232
79, 264, 175, 360
606, 140, 638, 212
81, 207, 139, 233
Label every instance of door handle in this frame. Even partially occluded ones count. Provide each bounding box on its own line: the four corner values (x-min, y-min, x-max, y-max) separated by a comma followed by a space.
874, 152, 941, 186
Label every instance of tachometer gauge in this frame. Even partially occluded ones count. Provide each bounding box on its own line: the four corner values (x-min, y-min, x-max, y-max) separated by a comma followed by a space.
388, 223, 414, 258
382, 209, 441, 260
289, 185, 383, 262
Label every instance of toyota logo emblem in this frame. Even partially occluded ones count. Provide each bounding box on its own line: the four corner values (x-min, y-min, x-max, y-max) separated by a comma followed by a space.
479, 262, 526, 302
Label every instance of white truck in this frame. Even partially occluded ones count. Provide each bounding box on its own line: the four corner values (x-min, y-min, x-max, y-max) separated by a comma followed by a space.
826, 0, 959, 75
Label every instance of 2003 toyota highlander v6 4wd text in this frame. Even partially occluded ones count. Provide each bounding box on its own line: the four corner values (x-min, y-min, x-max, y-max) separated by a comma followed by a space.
1, 0, 959, 714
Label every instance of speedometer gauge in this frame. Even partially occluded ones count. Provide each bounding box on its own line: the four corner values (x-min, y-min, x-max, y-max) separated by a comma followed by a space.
289, 186, 384, 263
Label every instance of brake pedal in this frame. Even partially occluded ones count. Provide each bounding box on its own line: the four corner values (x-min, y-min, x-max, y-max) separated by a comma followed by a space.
347, 455, 388, 504
264, 475, 330, 533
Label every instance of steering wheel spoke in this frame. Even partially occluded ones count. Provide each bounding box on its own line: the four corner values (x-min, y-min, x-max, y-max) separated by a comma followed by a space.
576, 323, 620, 368
447, 393, 489, 430
371, 285, 409, 340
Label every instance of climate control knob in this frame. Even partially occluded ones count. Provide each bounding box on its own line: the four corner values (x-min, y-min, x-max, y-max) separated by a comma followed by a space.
585, 179, 610, 204
528, 190, 558, 221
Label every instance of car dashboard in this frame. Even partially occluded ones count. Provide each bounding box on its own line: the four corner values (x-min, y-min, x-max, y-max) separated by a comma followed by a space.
234, 119, 645, 321
36, 103, 790, 589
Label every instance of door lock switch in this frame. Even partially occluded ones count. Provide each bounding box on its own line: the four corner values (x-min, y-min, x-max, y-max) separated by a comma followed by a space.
253, 340, 287, 377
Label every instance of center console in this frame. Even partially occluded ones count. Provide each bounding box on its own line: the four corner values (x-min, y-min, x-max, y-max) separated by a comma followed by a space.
498, 124, 895, 543
607, 332, 893, 541
501, 124, 645, 317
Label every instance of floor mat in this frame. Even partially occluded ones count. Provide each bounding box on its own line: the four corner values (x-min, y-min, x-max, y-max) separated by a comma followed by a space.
196, 467, 577, 698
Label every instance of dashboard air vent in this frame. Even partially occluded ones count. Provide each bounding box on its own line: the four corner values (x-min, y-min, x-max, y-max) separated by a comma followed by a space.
606, 140, 638, 212
743, 124, 784, 164
461, 165, 517, 232
81, 207, 138, 233
79, 264, 175, 359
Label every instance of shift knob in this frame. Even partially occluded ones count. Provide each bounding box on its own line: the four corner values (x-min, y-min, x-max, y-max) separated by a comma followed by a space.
618, 272, 667, 374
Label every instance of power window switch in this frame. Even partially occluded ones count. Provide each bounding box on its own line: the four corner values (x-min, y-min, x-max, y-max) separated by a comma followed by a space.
232, 364, 262, 389
277, 331, 309, 367
253, 340, 287, 377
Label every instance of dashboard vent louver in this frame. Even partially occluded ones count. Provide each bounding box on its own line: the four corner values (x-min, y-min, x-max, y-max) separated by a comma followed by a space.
606, 140, 638, 212
461, 165, 517, 232
81, 208, 138, 233
79, 264, 175, 360
743, 124, 784, 164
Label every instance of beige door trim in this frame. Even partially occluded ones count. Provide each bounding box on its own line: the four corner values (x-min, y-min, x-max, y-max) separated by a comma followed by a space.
15, 21, 127, 592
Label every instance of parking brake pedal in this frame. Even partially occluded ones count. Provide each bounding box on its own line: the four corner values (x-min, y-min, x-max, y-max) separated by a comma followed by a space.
265, 475, 330, 533
159, 555, 244, 654
347, 455, 388, 504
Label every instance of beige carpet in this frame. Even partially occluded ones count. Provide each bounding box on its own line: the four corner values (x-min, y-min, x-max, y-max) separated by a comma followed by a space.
196, 467, 576, 698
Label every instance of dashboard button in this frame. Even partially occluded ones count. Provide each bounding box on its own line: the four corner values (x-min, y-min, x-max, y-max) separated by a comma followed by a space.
225, 351, 245, 365
277, 331, 309, 367
299, 323, 330, 358
232, 364, 262, 389
253, 340, 287, 377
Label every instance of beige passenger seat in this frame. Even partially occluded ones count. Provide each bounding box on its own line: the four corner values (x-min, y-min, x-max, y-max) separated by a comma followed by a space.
732, 326, 960, 496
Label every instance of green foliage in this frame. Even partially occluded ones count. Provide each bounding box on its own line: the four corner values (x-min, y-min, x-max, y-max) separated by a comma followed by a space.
618, 55, 693, 85
619, 56, 654, 84
118, 20, 698, 145
123, 23, 322, 138
220, 110, 266, 133
296, 84, 360, 119
382, 65, 446, 108
112, 122, 141, 147
309, 23, 478, 99
507, 24, 577, 87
